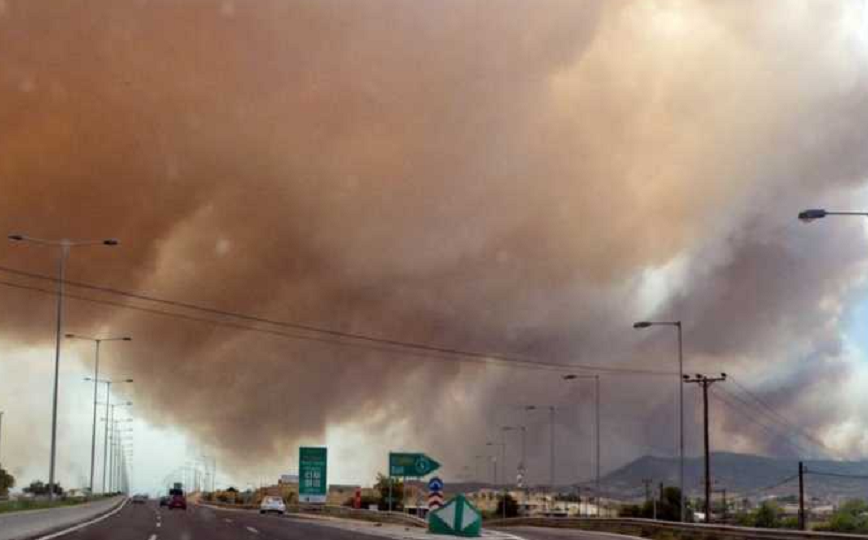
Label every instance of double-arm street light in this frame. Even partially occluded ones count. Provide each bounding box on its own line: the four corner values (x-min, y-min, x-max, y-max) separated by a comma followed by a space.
8, 234, 118, 498
473, 454, 489, 484
97, 397, 132, 492
485, 440, 506, 486
633, 320, 685, 523
563, 374, 601, 508
69, 334, 131, 494
501, 425, 527, 484
526, 405, 557, 498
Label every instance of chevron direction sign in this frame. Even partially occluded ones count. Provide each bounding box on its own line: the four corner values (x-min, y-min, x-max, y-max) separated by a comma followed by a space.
428, 476, 445, 511
428, 494, 482, 537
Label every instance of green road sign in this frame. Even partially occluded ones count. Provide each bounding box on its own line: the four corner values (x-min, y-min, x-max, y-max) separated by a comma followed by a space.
389, 452, 441, 477
299, 447, 328, 503
429, 494, 482, 537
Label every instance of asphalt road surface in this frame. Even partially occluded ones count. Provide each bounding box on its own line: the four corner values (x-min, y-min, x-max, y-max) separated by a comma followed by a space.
50, 501, 641, 540
494, 526, 640, 540
59, 501, 388, 540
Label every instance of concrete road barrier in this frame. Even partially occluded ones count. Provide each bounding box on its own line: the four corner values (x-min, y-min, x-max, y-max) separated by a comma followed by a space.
200, 501, 426, 528
0, 496, 126, 540
485, 517, 868, 540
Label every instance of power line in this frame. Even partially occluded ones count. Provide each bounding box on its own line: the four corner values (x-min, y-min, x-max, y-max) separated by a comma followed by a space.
740, 473, 799, 498
0, 271, 669, 376
709, 387, 816, 458
805, 470, 868, 480
727, 377, 838, 458
714, 385, 830, 459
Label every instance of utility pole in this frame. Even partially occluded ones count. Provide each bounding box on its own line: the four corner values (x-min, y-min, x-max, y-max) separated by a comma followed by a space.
799, 461, 806, 531
0, 411, 4, 464
684, 373, 726, 524
549, 406, 555, 496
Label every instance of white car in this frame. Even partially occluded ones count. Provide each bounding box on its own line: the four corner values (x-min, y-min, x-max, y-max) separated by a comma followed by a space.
259, 496, 286, 515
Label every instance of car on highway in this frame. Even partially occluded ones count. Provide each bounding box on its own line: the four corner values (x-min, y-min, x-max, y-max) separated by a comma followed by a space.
167, 488, 187, 510
259, 495, 286, 515
132, 494, 148, 504
159, 495, 169, 507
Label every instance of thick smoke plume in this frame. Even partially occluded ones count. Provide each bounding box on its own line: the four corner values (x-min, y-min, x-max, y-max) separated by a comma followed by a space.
2, 0, 868, 486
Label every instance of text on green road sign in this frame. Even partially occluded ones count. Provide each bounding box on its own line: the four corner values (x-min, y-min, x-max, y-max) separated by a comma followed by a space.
389, 452, 441, 477
299, 447, 328, 503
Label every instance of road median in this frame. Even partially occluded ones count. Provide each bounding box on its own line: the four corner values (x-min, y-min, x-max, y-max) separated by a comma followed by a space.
199, 501, 427, 528
0, 496, 126, 540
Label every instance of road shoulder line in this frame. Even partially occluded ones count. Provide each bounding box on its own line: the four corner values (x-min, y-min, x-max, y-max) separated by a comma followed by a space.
31, 498, 128, 540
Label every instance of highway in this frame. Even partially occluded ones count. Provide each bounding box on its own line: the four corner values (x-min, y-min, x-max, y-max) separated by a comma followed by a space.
36, 500, 643, 540
59, 502, 388, 540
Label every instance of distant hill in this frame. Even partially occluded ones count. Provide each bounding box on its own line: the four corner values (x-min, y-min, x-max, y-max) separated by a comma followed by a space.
602, 452, 868, 501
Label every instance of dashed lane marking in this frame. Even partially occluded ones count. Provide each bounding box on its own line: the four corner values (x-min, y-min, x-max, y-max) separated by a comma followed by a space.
148, 535, 157, 540
224, 518, 234, 523
246, 526, 260, 534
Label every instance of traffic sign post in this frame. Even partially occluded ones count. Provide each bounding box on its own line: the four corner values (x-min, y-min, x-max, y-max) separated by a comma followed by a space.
428, 476, 445, 512
390, 452, 441, 477
299, 447, 328, 503
388, 452, 441, 512
429, 494, 482, 537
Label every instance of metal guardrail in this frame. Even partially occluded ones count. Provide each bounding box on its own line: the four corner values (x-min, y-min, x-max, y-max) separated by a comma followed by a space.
484, 517, 868, 540
200, 501, 427, 528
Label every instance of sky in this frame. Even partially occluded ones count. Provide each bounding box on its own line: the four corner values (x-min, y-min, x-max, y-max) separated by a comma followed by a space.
3, 0, 868, 495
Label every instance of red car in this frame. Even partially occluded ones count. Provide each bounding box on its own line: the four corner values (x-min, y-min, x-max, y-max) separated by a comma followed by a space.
167, 489, 187, 510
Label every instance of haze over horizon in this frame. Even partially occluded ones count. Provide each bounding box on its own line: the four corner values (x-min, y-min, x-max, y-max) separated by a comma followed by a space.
3, 0, 868, 496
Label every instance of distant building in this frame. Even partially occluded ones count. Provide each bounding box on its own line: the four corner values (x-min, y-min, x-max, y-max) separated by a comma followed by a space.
279, 474, 299, 485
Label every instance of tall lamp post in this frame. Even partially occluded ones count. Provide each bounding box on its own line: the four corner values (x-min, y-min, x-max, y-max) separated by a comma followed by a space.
473, 454, 488, 484
487, 438, 508, 519
68, 334, 131, 495
501, 426, 527, 485
633, 320, 685, 523
526, 405, 557, 506
95, 394, 132, 493
8, 234, 118, 498
563, 374, 601, 511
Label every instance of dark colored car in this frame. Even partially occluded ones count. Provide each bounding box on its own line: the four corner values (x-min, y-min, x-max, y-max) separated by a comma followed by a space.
167, 488, 187, 510
159, 496, 169, 507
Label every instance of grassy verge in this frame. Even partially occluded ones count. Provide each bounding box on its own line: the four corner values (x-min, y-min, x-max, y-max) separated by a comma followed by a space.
0, 495, 111, 514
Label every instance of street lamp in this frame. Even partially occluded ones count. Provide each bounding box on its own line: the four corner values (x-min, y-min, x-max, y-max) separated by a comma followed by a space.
563, 374, 601, 510
526, 405, 557, 500
98, 395, 132, 493
68, 334, 131, 494
8, 234, 118, 498
798, 208, 868, 222
501, 426, 527, 483
485, 440, 506, 486
473, 455, 488, 484
633, 319, 685, 523
111, 428, 134, 493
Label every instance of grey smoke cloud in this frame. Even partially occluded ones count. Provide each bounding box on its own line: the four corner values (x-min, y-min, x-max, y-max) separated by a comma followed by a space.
2, 0, 868, 486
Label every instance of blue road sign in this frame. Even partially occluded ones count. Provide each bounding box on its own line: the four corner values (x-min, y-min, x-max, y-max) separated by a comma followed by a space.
428, 476, 444, 492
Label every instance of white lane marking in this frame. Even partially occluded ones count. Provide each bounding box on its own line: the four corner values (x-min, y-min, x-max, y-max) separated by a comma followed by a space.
156, 522, 161, 528
224, 518, 234, 523
148, 535, 157, 540
246, 526, 260, 534
34, 498, 128, 540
